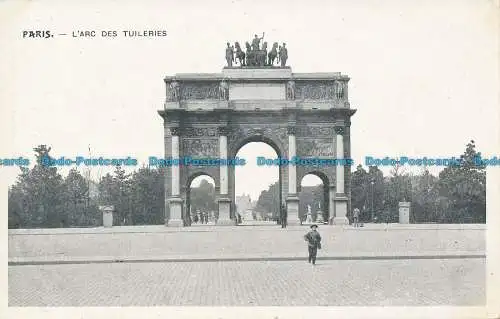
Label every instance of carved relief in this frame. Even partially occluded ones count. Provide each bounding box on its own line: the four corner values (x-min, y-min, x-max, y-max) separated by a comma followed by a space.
181, 83, 219, 100
170, 127, 182, 136
287, 126, 296, 135
183, 127, 217, 137
286, 80, 295, 100
298, 139, 334, 157
183, 139, 218, 156
295, 81, 347, 100
217, 126, 230, 136
166, 81, 180, 101
295, 126, 334, 138
334, 126, 345, 135
219, 80, 229, 100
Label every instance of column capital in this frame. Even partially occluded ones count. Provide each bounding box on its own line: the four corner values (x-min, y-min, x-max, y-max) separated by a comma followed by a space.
334, 126, 345, 135
217, 126, 230, 136
170, 126, 182, 136
287, 126, 296, 135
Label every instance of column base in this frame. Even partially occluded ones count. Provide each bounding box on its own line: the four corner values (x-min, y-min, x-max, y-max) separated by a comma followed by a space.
217, 197, 233, 226
167, 197, 184, 227
286, 195, 301, 226
216, 219, 235, 226
333, 217, 349, 225
334, 196, 349, 225
167, 219, 184, 227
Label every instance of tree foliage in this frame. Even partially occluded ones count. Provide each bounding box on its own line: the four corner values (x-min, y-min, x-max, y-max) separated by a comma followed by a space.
8, 140, 487, 228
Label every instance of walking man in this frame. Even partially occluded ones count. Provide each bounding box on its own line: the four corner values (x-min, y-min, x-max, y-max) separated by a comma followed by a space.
353, 207, 360, 227
304, 224, 321, 265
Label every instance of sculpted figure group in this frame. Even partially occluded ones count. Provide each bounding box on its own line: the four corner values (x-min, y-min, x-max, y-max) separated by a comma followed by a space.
226, 33, 288, 67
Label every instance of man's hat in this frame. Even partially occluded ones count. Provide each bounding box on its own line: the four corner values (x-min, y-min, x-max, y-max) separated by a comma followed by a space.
310, 224, 318, 229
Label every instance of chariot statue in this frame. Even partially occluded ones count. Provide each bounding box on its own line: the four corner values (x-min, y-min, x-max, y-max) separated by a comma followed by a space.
225, 33, 288, 67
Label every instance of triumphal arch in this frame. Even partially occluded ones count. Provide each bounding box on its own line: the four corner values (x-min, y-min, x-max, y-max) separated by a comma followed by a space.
158, 35, 356, 226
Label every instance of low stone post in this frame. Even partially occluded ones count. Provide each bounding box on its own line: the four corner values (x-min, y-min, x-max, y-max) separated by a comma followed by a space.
399, 202, 411, 224
99, 205, 114, 227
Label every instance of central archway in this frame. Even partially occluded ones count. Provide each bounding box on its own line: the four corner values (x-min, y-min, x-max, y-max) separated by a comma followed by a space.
230, 137, 284, 225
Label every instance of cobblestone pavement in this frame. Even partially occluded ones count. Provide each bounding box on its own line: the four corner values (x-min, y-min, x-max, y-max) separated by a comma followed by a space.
9, 258, 485, 306
9, 226, 485, 260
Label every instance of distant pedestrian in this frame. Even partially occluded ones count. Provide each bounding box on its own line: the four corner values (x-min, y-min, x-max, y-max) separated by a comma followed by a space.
281, 204, 287, 228
353, 208, 360, 227
304, 224, 321, 265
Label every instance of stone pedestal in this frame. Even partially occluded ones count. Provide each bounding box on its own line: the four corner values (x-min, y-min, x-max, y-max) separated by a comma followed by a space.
167, 197, 183, 227
305, 213, 313, 223
399, 202, 411, 224
286, 196, 301, 226
316, 210, 324, 223
217, 198, 234, 225
99, 205, 114, 227
333, 197, 349, 225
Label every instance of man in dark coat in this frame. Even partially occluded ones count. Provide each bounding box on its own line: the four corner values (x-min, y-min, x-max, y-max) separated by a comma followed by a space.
281, 203, 287, 228
304, 224, 321, 265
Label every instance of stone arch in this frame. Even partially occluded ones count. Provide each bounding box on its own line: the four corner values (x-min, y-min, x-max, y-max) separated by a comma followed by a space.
298, 171, 330, 223
184, 168, 220, 192
229, 131, 285, 159
229, 135, 285, 221
185, 172, 217, 226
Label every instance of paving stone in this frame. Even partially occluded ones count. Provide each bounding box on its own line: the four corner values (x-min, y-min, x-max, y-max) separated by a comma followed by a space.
8, 259, 485, 306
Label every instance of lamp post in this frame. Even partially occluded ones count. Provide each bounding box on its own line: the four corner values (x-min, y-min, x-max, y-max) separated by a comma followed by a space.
370, 180, 375, 222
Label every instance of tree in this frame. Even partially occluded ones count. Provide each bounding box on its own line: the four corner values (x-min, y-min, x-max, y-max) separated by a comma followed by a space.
365, 166, 384, 222
12, 145, 66, 227
190, 179, 216, 214
62, 169, 89, 225
351, 165, 369, 219
438, 140, 486, 223
129, 167, 164, 225
382, 163, 412, 223
97, 166, 132, 225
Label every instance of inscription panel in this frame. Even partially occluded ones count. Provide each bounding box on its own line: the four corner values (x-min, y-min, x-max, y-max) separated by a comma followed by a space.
229, 83, 285, 100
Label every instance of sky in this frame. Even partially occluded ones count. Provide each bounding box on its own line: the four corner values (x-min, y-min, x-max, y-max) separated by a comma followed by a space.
0, 0, 498, 201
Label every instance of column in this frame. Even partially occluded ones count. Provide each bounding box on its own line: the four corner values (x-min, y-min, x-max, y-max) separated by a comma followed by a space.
286, 126, 300, 226
333, 126, 349, 225
220, 134, 228, 195
328, 185, 335, 225
167, 127, 183, 227
217, 126, 233, 225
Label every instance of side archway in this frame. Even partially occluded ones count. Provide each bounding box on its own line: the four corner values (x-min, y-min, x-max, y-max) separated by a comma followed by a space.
298, 171, 330, 224
185, 173, 217, 226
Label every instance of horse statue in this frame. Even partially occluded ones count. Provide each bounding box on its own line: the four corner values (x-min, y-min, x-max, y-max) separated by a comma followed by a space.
268, 42, 279, 66
259, 42, 268, 66
245, 42, 255, 66
234, 42, 245, 66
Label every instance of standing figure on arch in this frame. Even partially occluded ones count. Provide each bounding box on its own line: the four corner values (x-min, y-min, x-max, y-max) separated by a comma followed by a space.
225, 42, 234, 67
279, 43, 288, 67
251, 32, 265, 51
